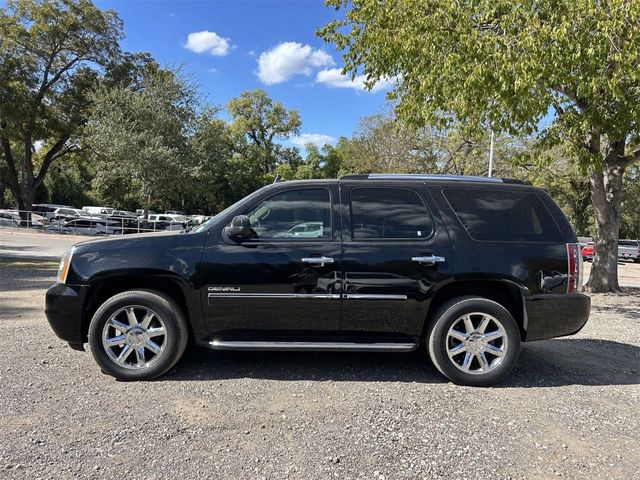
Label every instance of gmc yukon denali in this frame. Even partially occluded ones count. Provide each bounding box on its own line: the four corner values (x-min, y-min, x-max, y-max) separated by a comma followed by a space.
45, 174, 591, 386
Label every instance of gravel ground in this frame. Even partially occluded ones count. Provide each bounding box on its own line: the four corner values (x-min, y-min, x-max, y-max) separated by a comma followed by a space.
0, 262, 638, 480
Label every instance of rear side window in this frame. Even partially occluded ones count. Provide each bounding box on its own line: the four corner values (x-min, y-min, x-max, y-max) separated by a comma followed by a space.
443, 188, 562, 242
350, 187, 432, 239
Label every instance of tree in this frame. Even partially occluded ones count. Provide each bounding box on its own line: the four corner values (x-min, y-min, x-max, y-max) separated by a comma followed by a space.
337, 113, 438, 174
38, 148, 97, 207
0, 0, 122, 217
320, 0, 640, 292
274, 143, 343, 180
227, 90, 302, 176
189, 114, 243, 213
86, 65, 198, 214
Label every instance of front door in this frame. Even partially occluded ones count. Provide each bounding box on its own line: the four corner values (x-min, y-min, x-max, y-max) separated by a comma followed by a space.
340, 183, 452, 339
200, 186, 342, 336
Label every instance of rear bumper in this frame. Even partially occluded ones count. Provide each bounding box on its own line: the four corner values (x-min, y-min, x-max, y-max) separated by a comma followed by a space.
45, 283, 88, 345
524, 293, 590, 341
618, 253, 640, 261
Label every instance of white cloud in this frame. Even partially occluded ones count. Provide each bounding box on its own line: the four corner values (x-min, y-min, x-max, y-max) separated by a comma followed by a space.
316, 68, 393, 93
257, 42, 334, 85
184, 31, 230, 56
290, 133, 337, 148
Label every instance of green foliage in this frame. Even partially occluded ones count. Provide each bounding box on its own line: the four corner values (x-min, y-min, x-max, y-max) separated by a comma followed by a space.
227, 90, 302, 175
38, 150, 98, 207
334, 112, 529, 178
320, 0, 640, 153
274, 143, 344, 180
336, 113, 438, 174
86, 64, 198, 212
0, 0, 123, 209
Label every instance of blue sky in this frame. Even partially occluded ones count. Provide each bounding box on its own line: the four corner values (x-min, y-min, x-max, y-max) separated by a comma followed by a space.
94, 0, 391, 149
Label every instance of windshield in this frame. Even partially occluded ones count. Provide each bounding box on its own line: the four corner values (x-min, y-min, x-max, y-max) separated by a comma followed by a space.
194, 185, 271, 233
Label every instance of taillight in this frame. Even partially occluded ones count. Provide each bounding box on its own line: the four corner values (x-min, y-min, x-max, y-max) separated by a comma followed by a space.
566, 243, 582, 293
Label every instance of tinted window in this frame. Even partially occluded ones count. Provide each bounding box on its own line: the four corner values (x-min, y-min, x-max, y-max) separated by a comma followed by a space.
244, 189, 331, 240
443, 188, 562, 242
350, 188, 432, 239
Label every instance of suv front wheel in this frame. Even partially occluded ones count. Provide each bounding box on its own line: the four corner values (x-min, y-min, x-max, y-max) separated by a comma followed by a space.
427, 296, 521, 386
88, 290, 189, 381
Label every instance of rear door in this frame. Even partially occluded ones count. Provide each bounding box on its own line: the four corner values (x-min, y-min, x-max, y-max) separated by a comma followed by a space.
339, 182, 452, 339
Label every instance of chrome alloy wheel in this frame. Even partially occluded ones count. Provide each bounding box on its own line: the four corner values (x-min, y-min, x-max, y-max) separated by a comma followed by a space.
445, 312, 508, 375
101, 306, 167, 369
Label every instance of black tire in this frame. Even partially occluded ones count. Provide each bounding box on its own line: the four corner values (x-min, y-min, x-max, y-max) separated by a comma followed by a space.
427, 296, 521, 387
88, 290, 188, 381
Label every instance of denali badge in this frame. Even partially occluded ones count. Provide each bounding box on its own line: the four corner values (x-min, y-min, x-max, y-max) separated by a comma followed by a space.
208, 286, 241, 292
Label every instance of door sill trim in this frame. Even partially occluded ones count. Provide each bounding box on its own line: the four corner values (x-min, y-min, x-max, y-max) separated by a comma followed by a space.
208, 339, 417, 352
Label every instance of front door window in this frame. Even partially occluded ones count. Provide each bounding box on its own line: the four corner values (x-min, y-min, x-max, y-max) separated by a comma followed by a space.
244, 188, 332, 240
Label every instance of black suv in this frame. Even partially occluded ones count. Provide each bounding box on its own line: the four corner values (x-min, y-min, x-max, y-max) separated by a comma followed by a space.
45, 174, 590, 386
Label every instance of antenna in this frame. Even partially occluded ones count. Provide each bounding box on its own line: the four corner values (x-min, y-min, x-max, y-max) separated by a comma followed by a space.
273, 175, 281, 184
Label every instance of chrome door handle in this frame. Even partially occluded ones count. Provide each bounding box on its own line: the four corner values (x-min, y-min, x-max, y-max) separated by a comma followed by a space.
411, 255, 446, 266
301, 256, 334, 266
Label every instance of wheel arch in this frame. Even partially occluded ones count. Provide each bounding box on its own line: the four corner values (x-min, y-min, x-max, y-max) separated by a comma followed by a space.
81, 272, 196, 343
425, 279, 529, 340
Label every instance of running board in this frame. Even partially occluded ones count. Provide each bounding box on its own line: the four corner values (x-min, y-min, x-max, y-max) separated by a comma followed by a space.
208, 339, 417, 352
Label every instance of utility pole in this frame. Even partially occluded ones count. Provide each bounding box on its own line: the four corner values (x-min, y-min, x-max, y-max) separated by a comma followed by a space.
488, 129, 495, 177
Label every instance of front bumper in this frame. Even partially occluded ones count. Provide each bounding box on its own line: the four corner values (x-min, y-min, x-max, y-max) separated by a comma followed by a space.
524, 293, 591, 342
45, 283, 88, 345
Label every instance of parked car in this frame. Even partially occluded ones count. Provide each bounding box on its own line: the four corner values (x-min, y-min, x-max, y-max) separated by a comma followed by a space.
32, 204, 73, 223
46, 218, 122, 235
165, 210, 186, 216
51, 207, 91, 223
107, 210, 139, 233
147, 214, 187, 231
2, 209, 45, 229
82, 206, 115, 216
618, 239, 640, 263
45, 174, 590, 386
135, 209, 156, 217
276, 221, 324, 238
0, 210, 20, 227
187, 215, 210, 228
582, 242, 594, 261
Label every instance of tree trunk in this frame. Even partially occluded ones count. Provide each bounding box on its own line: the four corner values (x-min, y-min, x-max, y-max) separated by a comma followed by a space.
585, 152, 627, 293
17, 188, 34, 227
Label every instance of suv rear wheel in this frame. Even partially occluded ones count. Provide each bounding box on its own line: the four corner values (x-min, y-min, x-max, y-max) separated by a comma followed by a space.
427, 296, 521, 386
88, 290, 188, 380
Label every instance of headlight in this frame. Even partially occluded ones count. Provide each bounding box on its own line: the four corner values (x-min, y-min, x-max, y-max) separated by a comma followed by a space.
57, 246, 75, 284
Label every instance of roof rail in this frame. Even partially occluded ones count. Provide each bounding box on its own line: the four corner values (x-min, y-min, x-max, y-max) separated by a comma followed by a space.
338, 173, 521, 183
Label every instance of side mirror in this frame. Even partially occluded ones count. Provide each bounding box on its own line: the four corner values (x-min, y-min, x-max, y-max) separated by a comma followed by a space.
225, 215, 252, 239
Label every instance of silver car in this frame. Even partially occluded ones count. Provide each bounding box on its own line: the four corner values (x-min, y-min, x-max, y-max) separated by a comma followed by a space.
618, 239, 640, 263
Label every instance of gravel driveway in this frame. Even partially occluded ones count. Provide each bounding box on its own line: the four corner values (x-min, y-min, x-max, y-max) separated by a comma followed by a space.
0, 261, 638, 479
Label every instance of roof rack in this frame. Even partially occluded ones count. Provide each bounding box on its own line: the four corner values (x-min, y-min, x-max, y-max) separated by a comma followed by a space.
338, 173, 522, 184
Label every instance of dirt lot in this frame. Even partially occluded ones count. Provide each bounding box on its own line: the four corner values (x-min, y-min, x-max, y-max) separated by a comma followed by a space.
0, 261, 638, 480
